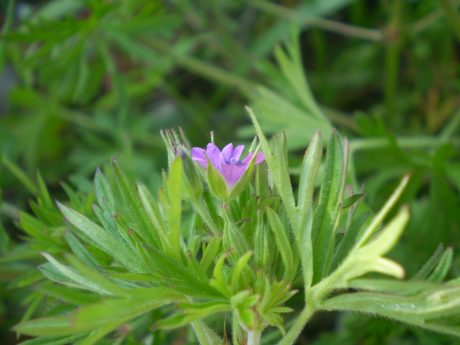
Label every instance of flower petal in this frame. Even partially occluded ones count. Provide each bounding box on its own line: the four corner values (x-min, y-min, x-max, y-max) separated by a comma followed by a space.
255, 152, 265, 164
191, 147, 208, 168
242, 152, 266, 165
220, 162, 248, 187
232, 145, 245, 161
222, 143, 234, 162
206, 143, 222, 168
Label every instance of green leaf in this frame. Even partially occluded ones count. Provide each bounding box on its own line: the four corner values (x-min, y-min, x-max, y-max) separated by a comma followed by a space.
266, 208, 295, 280
230, 251, 253, 290
0, 219, 9, 254
157, 302, 230, 330
297, 131, 322, 230
166, 157, 183, 256
200, 237, 222, 273
15, 288, 177, 337
18, 334, 84, 345
2, 155, 38, 194
64, 231, 99, 269
137, 183, 171, 252
14, 317, 73, 338
355, 175, 409, 248
231, 291, 259, 329
65, 255, 127, 297
206, 158, 229, 201
20, 291, 44, 323
273, 37, 326, 121
428, 248, 453, 282
331, 213, 370, 271
210, 253, 231, 297
313, 206, 410, 301
342, 193, 366, 209
359, 207, 410, 258
94, 169, 115, 212
112, 160, 159, 247
322, 281, 460, 337
36, 171, 54, 209
247, 107, 296, 226
223, 211, 249, 259
147, 247, 222, 299
191, 321, 224, 345
57, 202, 146, 273
39, 253, 113, 295
38, 283, 100, 305
312, 131, 348, 283
296, 131, 322, 288
19, 212, 50, 241
413, 245, 446, 280
228, 149, 259, 200
349, 278, 438, 295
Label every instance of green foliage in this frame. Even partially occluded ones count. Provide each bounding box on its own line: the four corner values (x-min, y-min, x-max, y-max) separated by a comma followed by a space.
5, 116, 459, 345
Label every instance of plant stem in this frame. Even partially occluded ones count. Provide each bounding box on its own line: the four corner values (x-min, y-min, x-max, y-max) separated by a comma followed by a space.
438, 0, 460, 41
441, 111, 460, 140
148, 37, 356, 132
349, 136, 460, 153
322, 106, 359, 133
0, 0, 15, 64
148, 38, 255, 95
410, 9, 443, 35
0, 201, 20, 219
247, 329, 262, 345
277, 304, 315, 345
384, 0, 403, 127
251, 0, 383, 41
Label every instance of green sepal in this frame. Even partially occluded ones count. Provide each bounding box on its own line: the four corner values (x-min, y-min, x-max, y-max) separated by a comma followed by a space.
206, 158, 229, 201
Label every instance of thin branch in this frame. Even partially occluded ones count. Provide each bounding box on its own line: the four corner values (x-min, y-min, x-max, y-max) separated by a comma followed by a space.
277, 304, 315, 345
349, 136, 460, 153
410, 9, 443, 35
437, 0, 460, 41
148, 37, 356, 131
1, 201, 20, 219
251, 0, 383, 42
148, 37, 256, 95
0, 0, 16, 61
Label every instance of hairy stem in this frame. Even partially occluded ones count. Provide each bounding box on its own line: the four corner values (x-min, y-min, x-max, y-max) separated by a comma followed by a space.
247, 329, 262, 345
277, 303, 315, 345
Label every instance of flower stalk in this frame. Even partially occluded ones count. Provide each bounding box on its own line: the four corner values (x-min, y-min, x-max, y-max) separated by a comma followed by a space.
247, 329, 262, 345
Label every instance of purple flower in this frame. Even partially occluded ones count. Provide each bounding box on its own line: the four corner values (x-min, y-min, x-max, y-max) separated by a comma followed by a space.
191, 143, 265, 187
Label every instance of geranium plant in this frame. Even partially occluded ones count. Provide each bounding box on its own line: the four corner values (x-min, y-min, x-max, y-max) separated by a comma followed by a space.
13, 109, 460, 345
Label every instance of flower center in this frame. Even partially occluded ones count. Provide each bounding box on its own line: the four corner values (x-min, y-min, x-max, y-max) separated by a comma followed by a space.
227, 157, 244, 166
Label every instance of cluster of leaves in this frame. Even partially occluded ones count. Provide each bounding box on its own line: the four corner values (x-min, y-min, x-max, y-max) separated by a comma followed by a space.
239, 2, 460, 341
243, 1, 460, 266
5, 112, 460, 345
0, 0, 182, 189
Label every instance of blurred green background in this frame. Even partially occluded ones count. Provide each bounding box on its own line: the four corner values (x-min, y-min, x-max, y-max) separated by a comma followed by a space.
0, 0, 459, 344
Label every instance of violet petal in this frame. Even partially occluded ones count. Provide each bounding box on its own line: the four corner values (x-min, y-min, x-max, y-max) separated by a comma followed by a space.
221, 143, 234, 162
206, 143, 222, 168
191, 147, 208, 168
